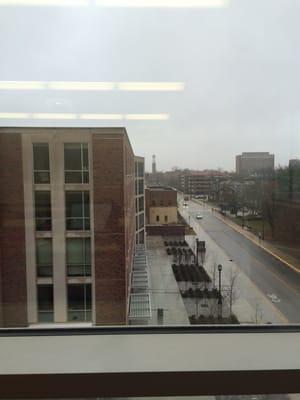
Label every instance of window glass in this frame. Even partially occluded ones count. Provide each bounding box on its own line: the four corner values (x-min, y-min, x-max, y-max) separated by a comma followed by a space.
68, 284, 92, 322
35, 191, 52, 231
37, 285, 54, 323
64, 143, 89, 183
33, 143, 50, 184
66, 238, 91, 277
36, 239, 52, 277
65, 191, 90, 230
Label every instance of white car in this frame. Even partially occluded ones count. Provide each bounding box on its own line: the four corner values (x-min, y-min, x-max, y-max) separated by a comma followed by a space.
196, 214, 203, 219
183, 202, 188, 207
267, 293, 280, 303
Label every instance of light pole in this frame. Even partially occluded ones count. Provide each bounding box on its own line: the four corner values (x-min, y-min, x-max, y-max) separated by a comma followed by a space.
218, 264, 223, 319
195, 238, 199, 266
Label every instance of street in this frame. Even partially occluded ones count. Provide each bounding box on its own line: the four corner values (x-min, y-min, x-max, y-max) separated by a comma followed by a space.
180, 199, 300, 323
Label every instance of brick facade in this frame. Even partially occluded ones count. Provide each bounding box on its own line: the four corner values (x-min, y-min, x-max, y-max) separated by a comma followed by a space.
0, 128, 136, 327
92, 131, 135, 325
0, 133, 27, 327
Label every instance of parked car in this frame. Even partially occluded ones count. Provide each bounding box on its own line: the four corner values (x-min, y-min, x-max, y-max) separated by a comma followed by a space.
196, 214, 203, 219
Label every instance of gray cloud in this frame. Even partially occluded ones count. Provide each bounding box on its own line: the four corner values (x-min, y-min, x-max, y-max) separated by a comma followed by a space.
0, 0, 300, 171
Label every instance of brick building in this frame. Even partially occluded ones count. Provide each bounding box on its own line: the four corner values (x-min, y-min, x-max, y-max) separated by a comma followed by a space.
0, 127, 142, 327
145, 186, 177, 225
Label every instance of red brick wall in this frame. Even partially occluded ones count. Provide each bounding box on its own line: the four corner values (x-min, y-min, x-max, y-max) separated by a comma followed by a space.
145, 188, 177, 220
92, 131, 135, 325
0, 133, 28, 327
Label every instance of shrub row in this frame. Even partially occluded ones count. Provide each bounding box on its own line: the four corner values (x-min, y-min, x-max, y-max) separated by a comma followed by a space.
181, 288, 220, 299
164, 240, 188, 247
172, 264, 211, 283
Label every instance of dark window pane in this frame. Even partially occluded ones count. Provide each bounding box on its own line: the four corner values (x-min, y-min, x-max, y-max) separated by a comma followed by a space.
34, 171, 50, 184
35, 191, 51, 231
83, 171, 89, 183
84, 192, 90, 218
64, 143, 82, 170
33, 143, 50, 171
65, 171, 82, 183
66, 238, 91, 277
37, 285, 54, 323
36, 239, 52, 277
82, 144, 89, 170
66, 191, 83, 218
68, 284, 92, 321
64, 143, 89, 184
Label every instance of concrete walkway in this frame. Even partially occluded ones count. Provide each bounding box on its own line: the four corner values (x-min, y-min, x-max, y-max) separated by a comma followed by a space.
146, 236, 190, 325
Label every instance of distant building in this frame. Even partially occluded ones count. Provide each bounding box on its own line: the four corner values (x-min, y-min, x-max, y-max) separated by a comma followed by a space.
289, 159, 300, 168
145, 186, 177, 225
179, 171, 227, 196
236, 152, 274, 176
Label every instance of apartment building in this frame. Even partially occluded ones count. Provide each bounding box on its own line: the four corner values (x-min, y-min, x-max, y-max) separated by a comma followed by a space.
0, 127, 139, 327
236, 152, 275, 176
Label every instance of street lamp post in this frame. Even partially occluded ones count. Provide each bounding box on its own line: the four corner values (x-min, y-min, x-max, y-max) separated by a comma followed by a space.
218, 264, 223, 319
196, 238, 199, 266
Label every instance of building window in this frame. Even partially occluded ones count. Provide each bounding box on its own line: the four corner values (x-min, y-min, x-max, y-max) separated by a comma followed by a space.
33, 143, 50, 184
65, 191, 90, 231
156, 215, 160, 222
36, 239, 53, 277
35, 191, 52, 231
160, 200, 163, 206
139, 212, 144, 229
137, 161, 144, 177
68, 284, 92, 322
64, 143, 89, 184
152, 200, 156, 206
165, 215, 168, 222
138, 179, 144, 195
138, 197, 144, 212
66, 238, 91, 277
37, 285, 54, 322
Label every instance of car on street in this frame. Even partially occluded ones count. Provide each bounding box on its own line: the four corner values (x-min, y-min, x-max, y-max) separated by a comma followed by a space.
196, 214, 203, 219
183, 202, 188, 207
267, 293, 280, 303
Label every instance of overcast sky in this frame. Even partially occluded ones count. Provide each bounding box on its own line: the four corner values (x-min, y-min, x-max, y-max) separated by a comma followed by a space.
1, 0, 300, 171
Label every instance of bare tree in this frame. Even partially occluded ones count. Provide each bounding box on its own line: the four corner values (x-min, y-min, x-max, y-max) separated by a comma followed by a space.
226, 267, 240, 319
252, 303, 264, 324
